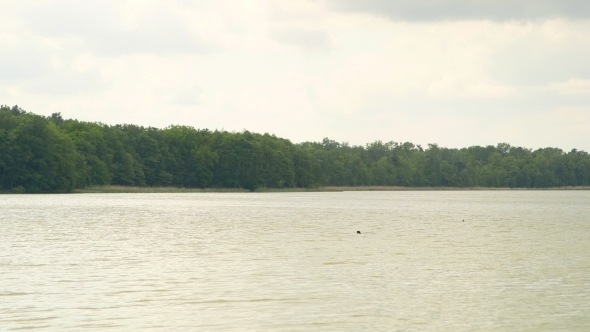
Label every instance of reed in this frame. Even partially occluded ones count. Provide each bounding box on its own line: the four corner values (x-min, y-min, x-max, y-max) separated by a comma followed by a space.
70, 185, 590, 194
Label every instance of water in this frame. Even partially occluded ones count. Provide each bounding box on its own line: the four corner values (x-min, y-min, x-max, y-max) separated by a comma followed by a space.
1, 191, 589, 331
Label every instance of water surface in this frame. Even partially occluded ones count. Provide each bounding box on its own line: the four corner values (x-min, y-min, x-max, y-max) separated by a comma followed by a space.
1, 191, 589, 331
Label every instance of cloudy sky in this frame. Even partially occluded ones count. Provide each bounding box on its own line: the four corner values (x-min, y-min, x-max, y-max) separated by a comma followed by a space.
2, 0, 590, 150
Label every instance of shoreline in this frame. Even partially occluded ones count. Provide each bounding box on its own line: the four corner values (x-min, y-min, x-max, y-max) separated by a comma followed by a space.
69, 185, 590, 193
2, 185, 589, 194
320, 185, 590, 191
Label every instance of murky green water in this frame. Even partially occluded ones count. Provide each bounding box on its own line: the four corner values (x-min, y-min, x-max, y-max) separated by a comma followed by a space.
1, 191, 589, 331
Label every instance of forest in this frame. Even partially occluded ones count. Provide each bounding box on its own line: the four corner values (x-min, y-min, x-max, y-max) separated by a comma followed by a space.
1, 105, 589, 193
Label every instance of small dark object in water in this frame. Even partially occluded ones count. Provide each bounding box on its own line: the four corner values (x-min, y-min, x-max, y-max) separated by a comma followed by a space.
462, 220, 464, 222
357, 231, 361, 234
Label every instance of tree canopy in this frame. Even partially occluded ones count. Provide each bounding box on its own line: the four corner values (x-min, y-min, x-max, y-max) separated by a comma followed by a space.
1, 105, 589, 193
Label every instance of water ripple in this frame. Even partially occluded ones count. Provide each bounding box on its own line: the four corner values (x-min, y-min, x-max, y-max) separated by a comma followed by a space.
1, 191, 589, 331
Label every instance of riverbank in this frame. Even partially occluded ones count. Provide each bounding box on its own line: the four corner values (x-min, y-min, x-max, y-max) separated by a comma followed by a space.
321, 185, 590, 191
69, 185, 590, 193
72, 186, 251, 193
2, 185, 588, 194
72, 186, 338, 193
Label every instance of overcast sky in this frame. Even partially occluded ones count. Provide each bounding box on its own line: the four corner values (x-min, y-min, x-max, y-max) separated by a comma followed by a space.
2, 0, 590, 150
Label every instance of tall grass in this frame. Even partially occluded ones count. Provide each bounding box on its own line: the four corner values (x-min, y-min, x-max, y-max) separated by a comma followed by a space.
73, 186, 250, 193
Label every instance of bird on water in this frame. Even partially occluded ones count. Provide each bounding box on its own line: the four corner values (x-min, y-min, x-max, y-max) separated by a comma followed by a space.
357, 231, 361, 234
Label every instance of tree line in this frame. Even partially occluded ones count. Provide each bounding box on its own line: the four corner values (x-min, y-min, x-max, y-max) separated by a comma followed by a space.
1, 105, 589, 193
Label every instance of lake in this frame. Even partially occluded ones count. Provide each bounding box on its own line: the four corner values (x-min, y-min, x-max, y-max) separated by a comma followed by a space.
1, 191, 589, 331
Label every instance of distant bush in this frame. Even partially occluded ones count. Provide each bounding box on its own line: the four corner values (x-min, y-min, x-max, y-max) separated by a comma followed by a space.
11, 186, 26, 194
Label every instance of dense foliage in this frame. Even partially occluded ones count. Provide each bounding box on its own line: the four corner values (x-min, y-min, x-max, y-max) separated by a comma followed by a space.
1, 105, 589, 193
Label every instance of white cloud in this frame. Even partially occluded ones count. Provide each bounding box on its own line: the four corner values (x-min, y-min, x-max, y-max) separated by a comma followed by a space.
549, 79, 590, 94
1, 0, 589, 150
326, 0, 590, 21
485, 107, 590, 150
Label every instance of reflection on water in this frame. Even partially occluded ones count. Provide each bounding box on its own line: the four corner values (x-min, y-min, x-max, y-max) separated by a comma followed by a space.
1, 191, 589, 331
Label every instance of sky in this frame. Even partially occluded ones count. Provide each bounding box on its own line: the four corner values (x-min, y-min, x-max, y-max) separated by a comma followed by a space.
1, 0, 590, 151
